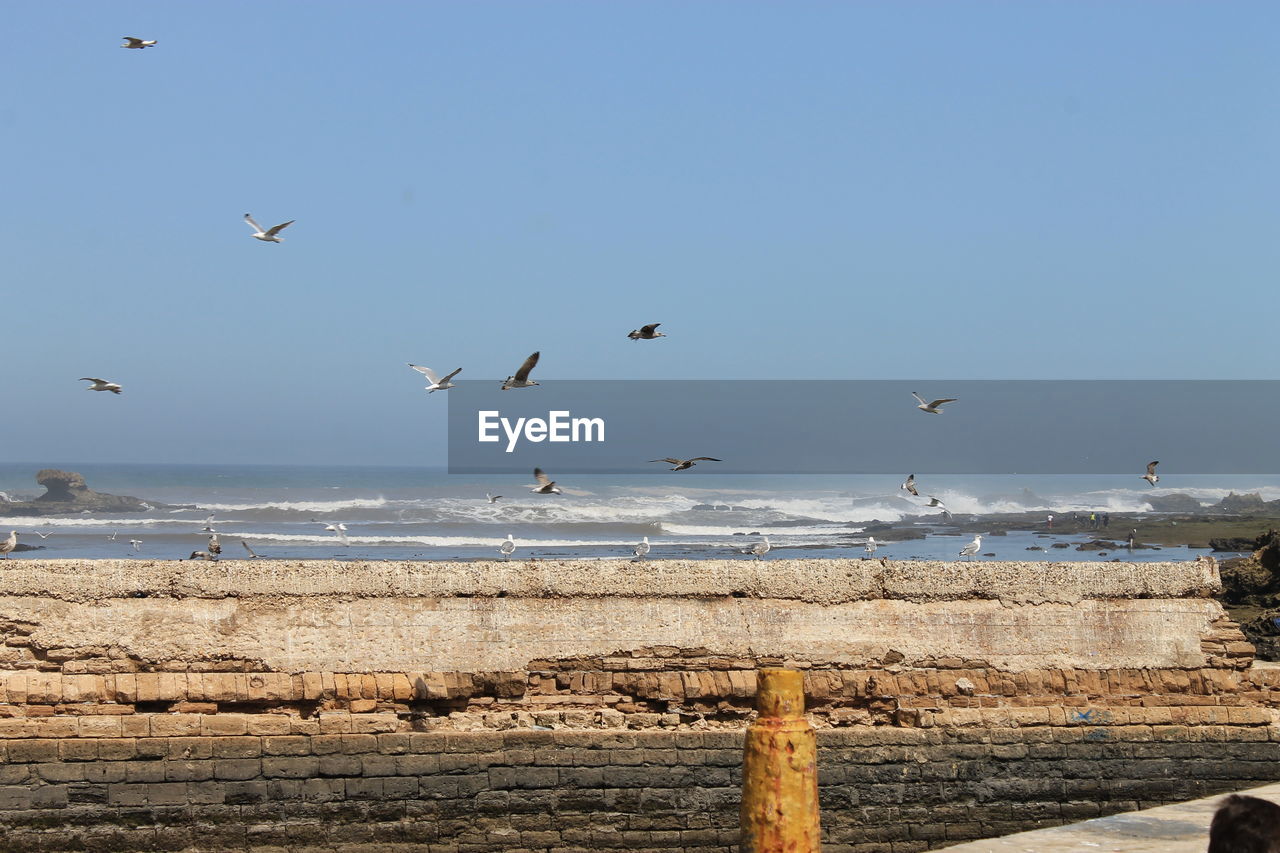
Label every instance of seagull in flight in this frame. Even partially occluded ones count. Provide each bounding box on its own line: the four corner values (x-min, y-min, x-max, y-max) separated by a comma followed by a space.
319, 522, 350, 545
912, 392, 957, 414
81, 377, 122, 394
632, 536, 651, 562
121, 37, 157, 49
202, 514, 217, 533
501, 352, 540, 390
241, 540, 262, 559
34, 531, 52, 540
529, 468, 562, 495
1142, 461, 1159, 486
244, 213, 295, 243
627, 323, 666, 341
408, 364, 461, 393
749, 536, 771, 560
959, 535, 982, 560
129, 539, 142, 552
499, 534, 516, 560
924, 496, 953, 520
486, 493, 502, 504
649, 457, 722, 471
188, 550, 216, 561
900, 474, 919, 496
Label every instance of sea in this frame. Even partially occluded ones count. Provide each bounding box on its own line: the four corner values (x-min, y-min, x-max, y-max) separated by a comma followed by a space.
1, 464, 1276, 563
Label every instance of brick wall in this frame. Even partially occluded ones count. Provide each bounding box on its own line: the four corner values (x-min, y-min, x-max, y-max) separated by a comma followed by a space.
2, 722, 1280, 851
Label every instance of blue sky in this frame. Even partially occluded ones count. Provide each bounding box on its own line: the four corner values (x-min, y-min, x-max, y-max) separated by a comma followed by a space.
3, 2, 1276, 466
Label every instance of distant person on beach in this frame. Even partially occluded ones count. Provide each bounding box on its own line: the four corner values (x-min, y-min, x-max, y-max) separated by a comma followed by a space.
1208, 794, 1280, 852
1102, 512, 1110, 528
1089, 512, 1097, 529
1046, 514, 1054, 529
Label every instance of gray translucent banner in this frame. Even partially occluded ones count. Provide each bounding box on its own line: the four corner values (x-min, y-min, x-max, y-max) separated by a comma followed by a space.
445, 380, 1279, 475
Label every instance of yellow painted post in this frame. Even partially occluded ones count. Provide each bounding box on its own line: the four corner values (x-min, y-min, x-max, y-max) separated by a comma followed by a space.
740, 668, 821, 852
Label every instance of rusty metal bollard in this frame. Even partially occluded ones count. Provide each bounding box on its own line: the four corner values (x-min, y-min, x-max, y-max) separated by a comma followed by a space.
740, 668, 821, 852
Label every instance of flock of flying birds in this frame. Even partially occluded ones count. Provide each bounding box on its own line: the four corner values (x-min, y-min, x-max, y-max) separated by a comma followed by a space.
34, 38, 1165, 565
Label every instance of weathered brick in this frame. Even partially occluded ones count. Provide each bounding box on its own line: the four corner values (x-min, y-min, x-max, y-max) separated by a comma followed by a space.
201, 714, 250, 737
262, 756, 320, 779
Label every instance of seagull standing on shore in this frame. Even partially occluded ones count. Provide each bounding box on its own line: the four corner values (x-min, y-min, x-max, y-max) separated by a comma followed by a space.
529, 468, 562, 495
627, 323, 666, 341
1142, 461, 1160, 486
749, 536, 771, 560
959, 535, 982, 561
81, 378, 122, 394
632, 536, 651, 561
121, 37, 157, 49
207, 534, 221, 557
1127, 529, 1137, 549
501, 352, 540, 390
408, 364, 461, 393
499, 534, 516, 560
864, 536, 877, 556
649, 457, 722, 471
0, 531, 17, 559
912, 392, 957, 414
901, 474, 919, 496
244, 213, 294, 243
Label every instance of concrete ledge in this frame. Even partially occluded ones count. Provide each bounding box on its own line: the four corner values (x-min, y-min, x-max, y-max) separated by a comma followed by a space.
0, 558, 1219, 603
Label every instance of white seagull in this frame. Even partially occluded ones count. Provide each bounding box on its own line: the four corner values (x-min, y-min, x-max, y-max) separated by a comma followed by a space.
749, 536, 771, 560
129, 539, 142, 552
499, 534, 516, 560
81, 377, 122, 394
959, 535, 982, 560
627, 323, 666, 341
632, 536, 651, 561
202, 514, 217, 533
529, 468, 562, 495
121, 37, 157, 49
241, 540, 262, 559
244, 213, 295, 243
35, 531, 52, 540
501, 352, 540, 390
1142, 461, 1160, 487
486, 493, 502, 504
924, 496, 952, 520
0, 531, 17, 559
320, 522, 350, 545
900, 474, 919, 496
408, 364, 461, 393
864, 536, 877, 556
912, 392, 957, 414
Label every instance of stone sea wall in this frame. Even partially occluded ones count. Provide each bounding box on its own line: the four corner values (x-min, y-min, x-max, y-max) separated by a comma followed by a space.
0, 558, 1277, 851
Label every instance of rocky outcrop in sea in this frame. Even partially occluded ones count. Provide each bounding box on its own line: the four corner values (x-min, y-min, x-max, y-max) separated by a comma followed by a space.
0, 469, 162, 516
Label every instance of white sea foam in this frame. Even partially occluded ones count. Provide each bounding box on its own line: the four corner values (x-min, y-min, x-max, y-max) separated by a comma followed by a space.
194, 497, 394, 513
0, 517, 201, 528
